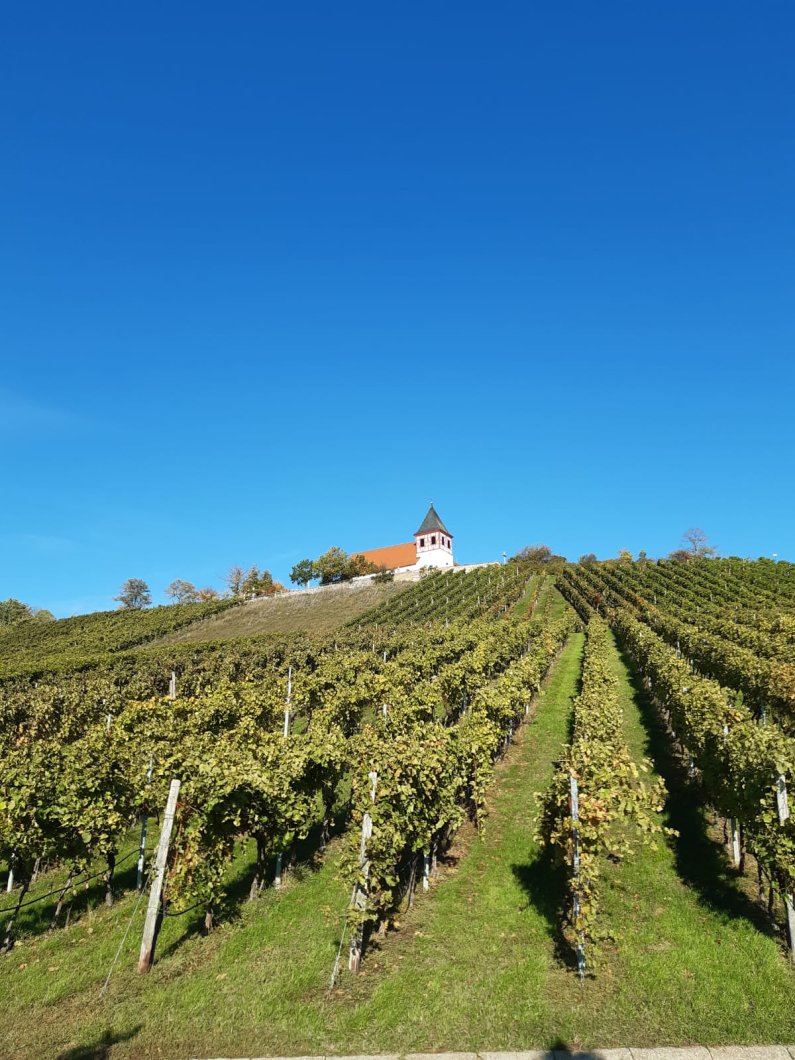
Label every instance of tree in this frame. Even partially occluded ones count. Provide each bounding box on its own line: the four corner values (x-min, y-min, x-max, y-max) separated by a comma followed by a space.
241, 566, 269, 597
114, 578, 151, 610
617, 549, 633, 564
348, 554, 379, 578
668, 549, 692, 563
0, 600, 56, 625
682, 527, 717, 558
239, 566, 284, 598
290, 559, 316, 588
164, 579, 200, 604
512, 544, 567, 570
514, 544, 553, 564
578, 553, 598, 566
0, 599, 35, 626
311, 547, 377, 585
196, 587, 220, 601
225, 566, 245, 598
313, 547, 350, 585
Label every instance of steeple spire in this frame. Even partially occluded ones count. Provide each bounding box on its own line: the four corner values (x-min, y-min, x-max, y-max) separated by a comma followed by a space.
414, 503, 452, 538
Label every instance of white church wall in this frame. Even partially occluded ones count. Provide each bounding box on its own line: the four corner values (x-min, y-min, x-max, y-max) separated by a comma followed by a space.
415, 548, 454, 569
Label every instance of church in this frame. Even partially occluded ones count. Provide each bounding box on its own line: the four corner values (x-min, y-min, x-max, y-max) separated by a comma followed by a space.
354, 504, 455, 574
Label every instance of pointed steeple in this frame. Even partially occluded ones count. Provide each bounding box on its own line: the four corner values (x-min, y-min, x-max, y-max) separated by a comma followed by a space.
414, 503, 452, 538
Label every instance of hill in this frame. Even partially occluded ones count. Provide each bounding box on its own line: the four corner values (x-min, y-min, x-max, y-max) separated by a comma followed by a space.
3, 559, 795, 1058
0, 597, 234, 678
157, 578, 410, 643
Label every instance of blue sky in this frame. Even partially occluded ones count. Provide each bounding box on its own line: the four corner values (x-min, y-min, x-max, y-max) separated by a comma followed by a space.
2, 3, 793, 616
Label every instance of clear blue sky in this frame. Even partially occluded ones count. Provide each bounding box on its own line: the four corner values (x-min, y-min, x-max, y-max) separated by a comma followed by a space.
2, 3, 793, 616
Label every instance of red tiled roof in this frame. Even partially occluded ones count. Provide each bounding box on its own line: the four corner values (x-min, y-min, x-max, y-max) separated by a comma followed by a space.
353, 542, 417, 571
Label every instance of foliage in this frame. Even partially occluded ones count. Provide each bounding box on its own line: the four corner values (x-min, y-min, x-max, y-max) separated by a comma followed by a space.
0, 598, 235, 679
114, 578, 152, 610
536, 617, 669, 967
165, 580, 201, 604
0, 567, 548, 950
290, 559, 316, 588
240, 566, 285, 598
512, 545, 566, 569
0, 599, 54, 626
314, 547, 378, 585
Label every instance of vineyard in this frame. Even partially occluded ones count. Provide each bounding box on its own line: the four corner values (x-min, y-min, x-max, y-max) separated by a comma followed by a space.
2, 559, 795, 1057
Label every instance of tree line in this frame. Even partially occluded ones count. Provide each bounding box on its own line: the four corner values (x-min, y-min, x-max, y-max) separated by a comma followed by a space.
113, 546, 381, 611
289, 546, 381, 588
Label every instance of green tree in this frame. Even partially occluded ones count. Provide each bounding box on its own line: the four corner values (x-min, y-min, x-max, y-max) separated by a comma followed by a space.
114, 578, 151, 610
313, 546, 350, 585
312, 547, 376, 585
240, 566, 284, 598
290, 559, 316, 588
165, 579, 200, 604
225, 566, 245, 597
0, 599, 35, 626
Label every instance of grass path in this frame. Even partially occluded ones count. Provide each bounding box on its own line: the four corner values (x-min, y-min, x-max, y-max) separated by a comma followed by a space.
3, 631, 795, 1058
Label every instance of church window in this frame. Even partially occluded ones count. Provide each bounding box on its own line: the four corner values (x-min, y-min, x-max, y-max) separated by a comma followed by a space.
432, 535, 437, 545
420, 537, 425, 547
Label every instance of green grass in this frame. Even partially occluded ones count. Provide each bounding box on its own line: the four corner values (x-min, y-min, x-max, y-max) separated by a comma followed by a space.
3, 632, 794, 1058
511, 574, 540, 616
157, 580, 409, 643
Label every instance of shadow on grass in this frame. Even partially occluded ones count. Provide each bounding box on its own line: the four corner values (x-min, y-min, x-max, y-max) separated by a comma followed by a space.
56, 1023, 141, 1059
9, 850, 143, 944
511, 847, 580, 972
618, 644, 778, 939
156, 810, 349, 961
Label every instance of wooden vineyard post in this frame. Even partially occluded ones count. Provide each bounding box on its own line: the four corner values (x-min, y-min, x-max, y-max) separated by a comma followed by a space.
274, 666, 293, 890
775, 774, 795, 960
138, 778, 180, 974
137, 757, 154, 892
168, 671, 177, 701
730, 819, 741, 867
569, 774, 586, 980
348, 770, 377, 974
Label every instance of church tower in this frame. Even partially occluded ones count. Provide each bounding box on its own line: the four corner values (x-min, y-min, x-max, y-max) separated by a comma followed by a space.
414, 504, 454, 569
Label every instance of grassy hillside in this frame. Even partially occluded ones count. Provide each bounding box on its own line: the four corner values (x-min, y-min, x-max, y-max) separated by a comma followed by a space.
157, 579, 410, 642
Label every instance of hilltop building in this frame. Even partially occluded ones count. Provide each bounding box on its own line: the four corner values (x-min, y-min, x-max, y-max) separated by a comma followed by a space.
354, 504, 455, 574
